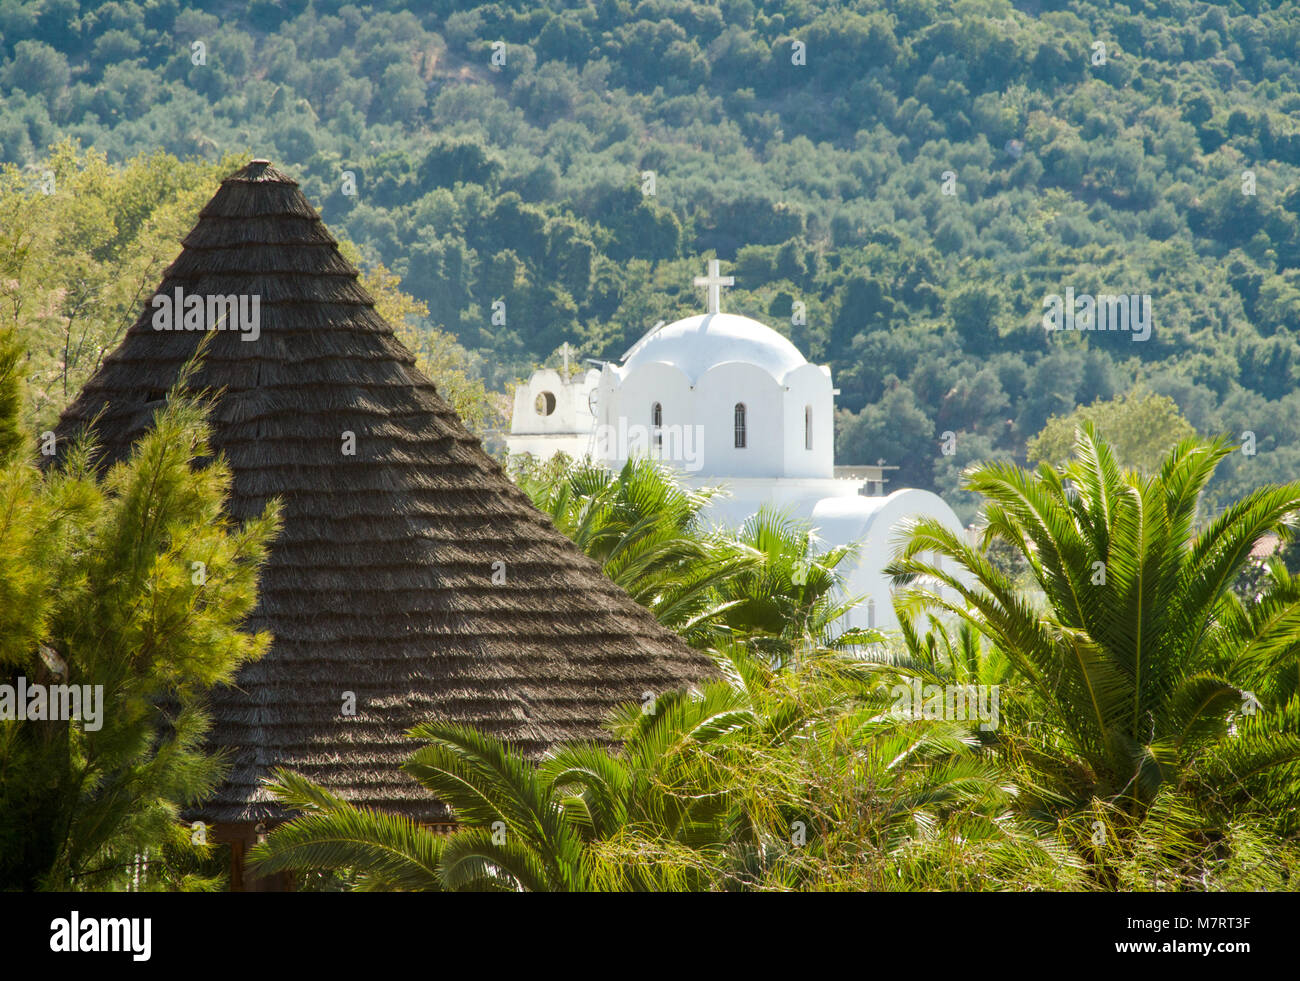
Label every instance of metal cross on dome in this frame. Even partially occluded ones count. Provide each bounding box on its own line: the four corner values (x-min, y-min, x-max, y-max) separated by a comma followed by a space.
694, 258, 734, 314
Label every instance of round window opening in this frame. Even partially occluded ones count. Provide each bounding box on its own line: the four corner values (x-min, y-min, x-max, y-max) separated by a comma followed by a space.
534, 391, 557, 416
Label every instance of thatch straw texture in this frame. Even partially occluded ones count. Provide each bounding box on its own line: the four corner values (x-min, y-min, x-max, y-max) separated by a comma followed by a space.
54, 161, 714, 823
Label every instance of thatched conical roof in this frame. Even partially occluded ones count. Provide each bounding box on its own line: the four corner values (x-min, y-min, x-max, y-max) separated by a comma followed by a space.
54, 160, 714, 824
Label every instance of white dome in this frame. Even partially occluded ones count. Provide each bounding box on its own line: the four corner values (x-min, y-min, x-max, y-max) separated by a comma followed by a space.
619, 312, 807, 383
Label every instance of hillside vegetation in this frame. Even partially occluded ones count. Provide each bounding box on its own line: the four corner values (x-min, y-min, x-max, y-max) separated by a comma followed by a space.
2, 0, 1299, 512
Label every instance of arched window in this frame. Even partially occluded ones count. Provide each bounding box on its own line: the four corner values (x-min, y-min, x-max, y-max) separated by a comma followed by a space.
651, 401, 663, 449
804, 405, 813, 450
733, 403, 747, 448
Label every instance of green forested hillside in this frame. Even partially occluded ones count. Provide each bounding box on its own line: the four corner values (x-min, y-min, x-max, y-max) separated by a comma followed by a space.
3, 0, 1300, 515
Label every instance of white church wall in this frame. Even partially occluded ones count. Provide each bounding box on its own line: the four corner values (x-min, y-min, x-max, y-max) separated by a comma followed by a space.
810, 490, 969, 633
681, 479, 967, 634
685, 477, 864, 527
506, 432, 594, 459
510, 367, 597, 436
781, 363, 835, 478
601, 361, 694, 468
695, 361, 784, 477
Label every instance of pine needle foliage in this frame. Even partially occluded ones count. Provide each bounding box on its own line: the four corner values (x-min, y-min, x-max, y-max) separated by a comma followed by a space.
0, 345, 280, 890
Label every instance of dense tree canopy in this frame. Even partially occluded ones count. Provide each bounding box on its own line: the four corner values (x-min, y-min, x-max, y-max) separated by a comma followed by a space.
0, 144, 505, 436
2, 0, 1298, 508
1027, 389, 1198, 473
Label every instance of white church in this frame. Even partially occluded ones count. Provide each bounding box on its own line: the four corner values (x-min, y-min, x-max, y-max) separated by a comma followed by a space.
506, 260, 965, 632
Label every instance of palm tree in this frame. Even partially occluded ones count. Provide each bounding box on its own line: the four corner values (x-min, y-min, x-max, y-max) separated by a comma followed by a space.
512, 454, 871, 657
512, 454, 750, 645
714, 509, 873, 666
886, 425, 1300, 834
241, 771, 445, 891
247, 640, 1046, 891
247, 685, 754, 891
702, 640, 1049, 890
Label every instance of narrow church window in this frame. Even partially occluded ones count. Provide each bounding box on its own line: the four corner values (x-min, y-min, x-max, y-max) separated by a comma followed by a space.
805, 405, 813, 450
734, 403, 747, 448
652, 401, 663, 448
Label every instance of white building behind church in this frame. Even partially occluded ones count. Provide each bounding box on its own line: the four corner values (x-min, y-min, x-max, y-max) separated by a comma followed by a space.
506, 260, 966, 632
